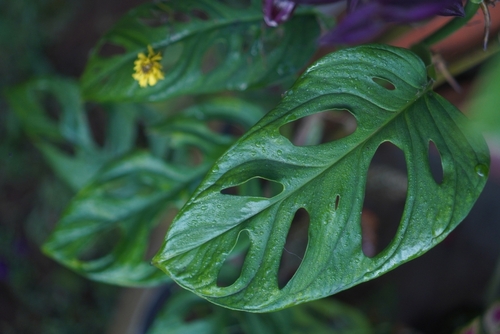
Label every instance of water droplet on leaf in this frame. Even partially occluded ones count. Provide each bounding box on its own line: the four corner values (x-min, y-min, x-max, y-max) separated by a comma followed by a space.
475, 163, 489, 177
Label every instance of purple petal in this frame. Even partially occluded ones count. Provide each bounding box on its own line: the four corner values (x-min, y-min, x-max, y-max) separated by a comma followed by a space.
319, 3, 387, 45
439, 0, 465, 17
378, 0, 464, 21
380, 4, 447, 22
263, 0, 297, 27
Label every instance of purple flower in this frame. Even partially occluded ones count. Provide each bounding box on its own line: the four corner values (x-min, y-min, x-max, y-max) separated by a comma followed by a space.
262, 0, 465, 45
263, 0, 297, 27
322, 0, 465, 45
263, 0, 348, 27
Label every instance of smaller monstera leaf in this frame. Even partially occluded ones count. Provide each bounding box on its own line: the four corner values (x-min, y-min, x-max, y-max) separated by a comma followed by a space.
153, 44, 490, 311
145, 285, 370, 334
42, 98, 263, 286
80, 0, 321, 102
42, 152, 194, 286
6, 77, 136, 190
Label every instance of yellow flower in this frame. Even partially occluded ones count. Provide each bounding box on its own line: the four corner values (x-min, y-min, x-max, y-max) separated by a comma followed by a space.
132, 45, 165, 88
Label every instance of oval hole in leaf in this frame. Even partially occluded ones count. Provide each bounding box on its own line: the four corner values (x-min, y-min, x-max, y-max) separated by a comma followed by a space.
278, 208, 309, 289
36, 91, 62, 123
166, 146, 204, 167
220, 0, 252, 9
86, 103, 108, 148
144, 209, 176, 261
279, 109, 357, 146
160, 43, 184, 73
182, 302, 214, 323
217, 230, 250, 287
428, 140, 444, 184
220, 177, 283, 198
138, 8, 170, 28
362, 142, 407, 257
208, 119, 245, 137
190, 9, 209, 21
201, 41, 227, 75
372, 77, 396, 90
173, 11, 192, 23
76, 227, 121, 262
34, 90, 77, 155
97, 42, 126, 58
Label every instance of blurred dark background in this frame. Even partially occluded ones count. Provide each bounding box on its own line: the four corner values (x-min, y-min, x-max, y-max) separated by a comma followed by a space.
1, 1, 500, 333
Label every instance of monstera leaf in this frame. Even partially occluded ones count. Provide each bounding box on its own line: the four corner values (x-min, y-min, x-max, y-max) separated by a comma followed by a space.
42, 98, 264, 286
6, 77, 137, 190
80, 0, 321, 102
153, 45, 490, 311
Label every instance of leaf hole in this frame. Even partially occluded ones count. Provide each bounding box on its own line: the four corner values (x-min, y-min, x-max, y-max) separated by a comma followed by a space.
220, 177, 283, 198
138, 7, 171, 28
86, 103, 109, 148
166, 145, 204, 167
97, 42, 126, 58
220, 0, 252, 9
208, 119, 245, 137
172, 11, 191, 23
278, 208, 309, 289
335, 195, 340, 210
372, 77, 396, 90
182, 302, 214, 322
362, 142, 407, 258
160, 43, 184, 73
428, 140, 444, 184
217, 230, 250, 287
34, 90, 77, 155
190, 9, 209, 21
279, 109, 357, 146
144, 209, 176, 262
36, 90, 62, 124
76, 227, 121, 262
201, 41, 227, 75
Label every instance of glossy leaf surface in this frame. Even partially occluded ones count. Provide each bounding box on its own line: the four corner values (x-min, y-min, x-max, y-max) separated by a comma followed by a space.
80, 0, 320, 102
42, 98, 263, 286
154, 44, 490, 310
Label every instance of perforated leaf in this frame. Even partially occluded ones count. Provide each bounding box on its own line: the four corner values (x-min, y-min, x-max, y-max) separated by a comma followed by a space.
80, 0, 321, 102
153, 44, 490, 311
6, 77, 136, 190
42, 98, 263, 286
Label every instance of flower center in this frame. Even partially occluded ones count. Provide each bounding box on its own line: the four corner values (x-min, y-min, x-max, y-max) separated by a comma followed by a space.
142, 63, 152, 73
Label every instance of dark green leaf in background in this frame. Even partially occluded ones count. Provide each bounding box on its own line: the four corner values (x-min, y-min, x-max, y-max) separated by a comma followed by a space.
153, 44, 490, 311
80, 0, 321, 102
145, 285, 371, 334
6, 77, 136, 190
42, 97, 263, 286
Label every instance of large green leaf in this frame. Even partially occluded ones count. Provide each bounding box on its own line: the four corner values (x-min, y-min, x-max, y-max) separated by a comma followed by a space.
153, 44, 490, 311
42, 97, 264, 286
80, 0, 321, 102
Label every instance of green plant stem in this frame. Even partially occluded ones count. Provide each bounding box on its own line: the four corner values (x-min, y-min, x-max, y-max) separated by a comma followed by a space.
422, 1, 481, 47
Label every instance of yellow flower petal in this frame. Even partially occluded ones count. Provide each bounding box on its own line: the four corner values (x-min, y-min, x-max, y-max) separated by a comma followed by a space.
132, 45, 164, 88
